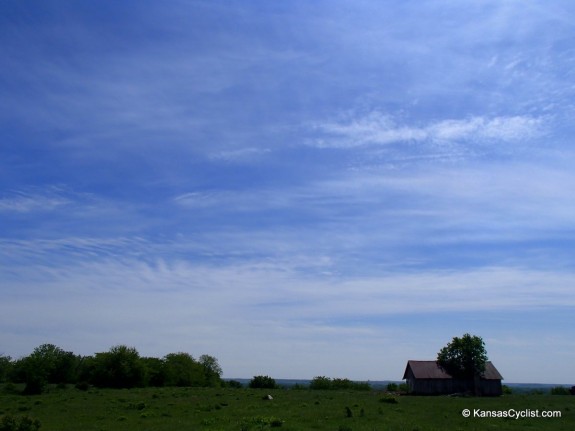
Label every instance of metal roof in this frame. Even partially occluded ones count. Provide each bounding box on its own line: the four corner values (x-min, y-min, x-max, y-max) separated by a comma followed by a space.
402, 360, 503, 380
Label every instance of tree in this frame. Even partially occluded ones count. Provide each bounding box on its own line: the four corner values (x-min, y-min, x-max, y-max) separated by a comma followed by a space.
249, 375, 277, 389
32, 344, 78, 384
437, 333, 488, 395
0, 355, 12, 383
141, 356, 166, 387
310, 376, 332, 390
199, 354, 222, 387
91, 345, 145, 388
163, 352, 204, 387
12, 344, 69, 394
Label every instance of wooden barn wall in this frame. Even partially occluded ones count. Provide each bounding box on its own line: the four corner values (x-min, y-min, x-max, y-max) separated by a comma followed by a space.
408, 378, 502, 396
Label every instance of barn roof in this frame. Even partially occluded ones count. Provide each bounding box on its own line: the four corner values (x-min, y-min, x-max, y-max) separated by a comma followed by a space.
402, 360, 503, 380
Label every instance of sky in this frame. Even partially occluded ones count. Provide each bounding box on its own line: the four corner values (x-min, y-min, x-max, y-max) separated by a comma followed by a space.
1, 0, 575, 384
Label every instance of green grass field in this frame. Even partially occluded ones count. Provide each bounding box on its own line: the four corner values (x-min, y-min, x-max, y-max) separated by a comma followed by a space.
1, 385, 574, 431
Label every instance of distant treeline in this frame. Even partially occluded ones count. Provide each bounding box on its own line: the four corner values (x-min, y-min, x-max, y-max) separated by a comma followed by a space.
309, 376, 371, 391
234, 375, 375, 391
0, 344, 223, 394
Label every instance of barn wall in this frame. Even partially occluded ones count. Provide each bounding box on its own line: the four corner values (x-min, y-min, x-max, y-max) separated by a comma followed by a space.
479, 380, 502, 396
408, 378, 502, 396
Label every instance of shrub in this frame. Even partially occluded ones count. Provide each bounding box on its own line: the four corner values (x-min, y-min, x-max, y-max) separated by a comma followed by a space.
502, 385, 512, 395
550, 386, 570, 395
310, 376, 370, 391
0, 357, 12, 383
0, 414, 41, 431
2, 383, 18, 395
248, 375, 277, 389
386, 382, 398, 392
127, 402, 146, 411
22, 376, 45, 396
310, 376, 331, 390
379, 395, 398, 404
239, 416, 283, 430
75, 382, 90, 391
225, 380, 243, 389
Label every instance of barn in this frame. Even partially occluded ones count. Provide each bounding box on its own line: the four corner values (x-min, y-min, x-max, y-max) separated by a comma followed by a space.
402, 360, 503, 396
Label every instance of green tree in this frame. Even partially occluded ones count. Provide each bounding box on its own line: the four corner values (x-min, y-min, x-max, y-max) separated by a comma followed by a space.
17, 356, 47, 395
34, 344, 78, 384
163, 352, 204, 387
92, 345, 145, 388
0, 355, 12, 383
437, 333, 488, 395
310, 376, 332, 390
249, 375, 277, 389
550, 386, 570, 395
13, 344, 68, 394
141, 357, 166, 387
199, 354, 222, 387
76, 355, 96, 385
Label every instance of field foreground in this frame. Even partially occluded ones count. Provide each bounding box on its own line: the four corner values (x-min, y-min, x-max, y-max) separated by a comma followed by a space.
1, 385, 574, 431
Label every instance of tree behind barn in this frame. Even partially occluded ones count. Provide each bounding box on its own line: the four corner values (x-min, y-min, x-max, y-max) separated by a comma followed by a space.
437, 333, 488, 395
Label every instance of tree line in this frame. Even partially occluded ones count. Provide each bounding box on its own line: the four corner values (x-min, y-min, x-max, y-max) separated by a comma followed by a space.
0, 344, 222, 394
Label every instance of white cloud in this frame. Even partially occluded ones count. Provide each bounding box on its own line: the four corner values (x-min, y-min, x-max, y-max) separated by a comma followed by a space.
431, 116, 544, 142
2, 246, 574, 380
208, 147, 272, 163
0, 189, 71, 213
311, 112, 545, 150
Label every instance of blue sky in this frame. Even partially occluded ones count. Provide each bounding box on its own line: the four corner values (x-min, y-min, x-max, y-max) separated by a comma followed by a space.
1, 0, 575, 384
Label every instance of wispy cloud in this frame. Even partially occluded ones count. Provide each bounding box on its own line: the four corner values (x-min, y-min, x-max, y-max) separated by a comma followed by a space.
2, 242, 574, 379
0, 187, 79, 213
208, 147, 272, 163
311, 111, 545, 150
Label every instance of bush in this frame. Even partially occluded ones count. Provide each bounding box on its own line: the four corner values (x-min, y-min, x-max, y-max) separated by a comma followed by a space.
127, 402, 146, 411
22, 376, 45, 396
2, 383, 18, 395
379, 395, 398, 404
386, 382, 398, 392
550, 386, 570, 395
249, 376, 277, 389
310, 376, 331, 390
0, 415, 41, 431
0, 357, 12, 383
74, 382, 90, 391
225, 380, 243, 388
239, 416, 283, 430
310, 376, 371, 391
